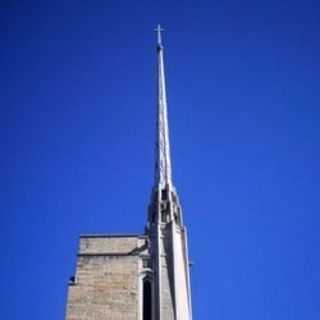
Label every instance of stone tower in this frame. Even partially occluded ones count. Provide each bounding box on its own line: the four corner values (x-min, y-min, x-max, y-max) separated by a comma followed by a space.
65, 26, 193, 320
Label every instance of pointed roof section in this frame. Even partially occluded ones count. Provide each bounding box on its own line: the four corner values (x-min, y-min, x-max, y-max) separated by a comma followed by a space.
154, 24, 173, 189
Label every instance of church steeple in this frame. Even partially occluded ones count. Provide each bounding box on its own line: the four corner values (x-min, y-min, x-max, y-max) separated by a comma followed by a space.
154, 24, 173, 188
147, 25, 193, 320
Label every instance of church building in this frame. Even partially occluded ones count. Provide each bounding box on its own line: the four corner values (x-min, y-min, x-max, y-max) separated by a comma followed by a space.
65, 25, 193, 320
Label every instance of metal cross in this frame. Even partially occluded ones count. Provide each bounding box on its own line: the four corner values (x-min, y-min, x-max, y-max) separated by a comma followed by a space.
155, 24, 164, 45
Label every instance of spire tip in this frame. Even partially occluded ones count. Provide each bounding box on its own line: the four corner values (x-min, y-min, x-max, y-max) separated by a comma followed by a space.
155, 24, 164, 46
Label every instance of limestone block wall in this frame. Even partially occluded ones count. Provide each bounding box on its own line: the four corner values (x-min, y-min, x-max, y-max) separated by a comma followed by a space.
65, 235, 148, 320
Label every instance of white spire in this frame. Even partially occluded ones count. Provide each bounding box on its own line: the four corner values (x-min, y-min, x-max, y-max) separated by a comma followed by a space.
154, 24, 173, 188
149, 27, 193, 320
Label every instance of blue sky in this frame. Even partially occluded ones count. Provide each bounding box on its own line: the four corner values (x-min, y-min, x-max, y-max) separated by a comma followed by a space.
1, 1, 319, 319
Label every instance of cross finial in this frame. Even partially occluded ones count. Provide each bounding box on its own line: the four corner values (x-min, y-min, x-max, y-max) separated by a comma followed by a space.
155, 24, 164, 46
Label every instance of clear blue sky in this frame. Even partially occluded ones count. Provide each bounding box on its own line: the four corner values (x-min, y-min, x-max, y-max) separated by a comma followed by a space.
1, 1, 319, 319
